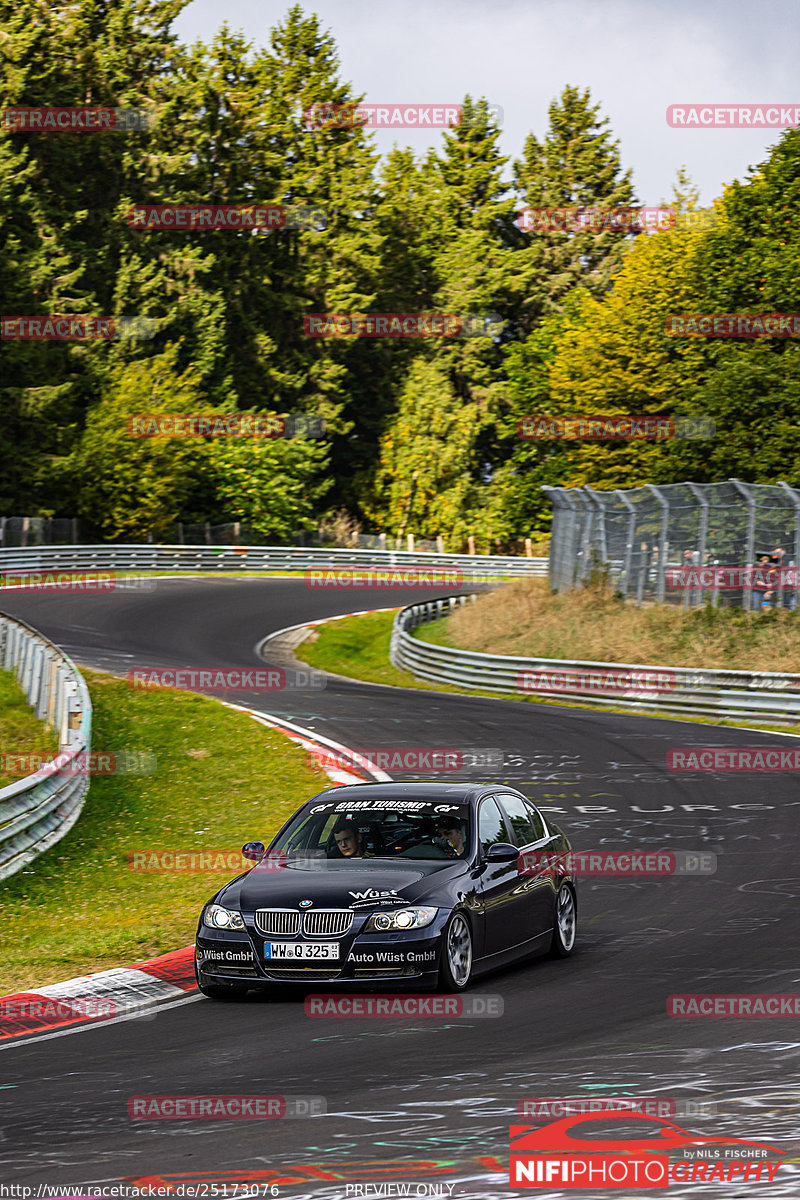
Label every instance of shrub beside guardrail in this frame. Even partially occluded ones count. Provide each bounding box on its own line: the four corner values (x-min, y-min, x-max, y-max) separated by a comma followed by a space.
390, 596, 800, 725
0, 614, 92, 881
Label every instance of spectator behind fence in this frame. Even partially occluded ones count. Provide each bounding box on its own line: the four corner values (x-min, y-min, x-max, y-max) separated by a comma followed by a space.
751, 554, 772, 611
771, 547, 796, 610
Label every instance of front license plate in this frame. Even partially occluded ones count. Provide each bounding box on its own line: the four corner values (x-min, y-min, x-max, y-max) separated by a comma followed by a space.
265, 942, 340, 960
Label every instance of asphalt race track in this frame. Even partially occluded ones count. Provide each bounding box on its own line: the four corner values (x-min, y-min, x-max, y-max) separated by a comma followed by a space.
1, 577, 799, 1198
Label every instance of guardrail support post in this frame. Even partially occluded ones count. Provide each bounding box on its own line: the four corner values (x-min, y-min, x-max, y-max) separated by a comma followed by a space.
646, 485, 669, 603
614, 490, 637, 600
686, 482, 710, 608
779, 481, 800, 611
542, 486, 582, 591
584, 487, 608, 574
731, 479, 756, 611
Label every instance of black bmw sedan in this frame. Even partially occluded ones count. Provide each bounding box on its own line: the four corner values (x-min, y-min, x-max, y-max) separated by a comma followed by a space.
195, 781, 577, 998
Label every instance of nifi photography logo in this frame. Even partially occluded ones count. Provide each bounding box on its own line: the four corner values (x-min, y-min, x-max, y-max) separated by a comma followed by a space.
509, 1109, 783, 1188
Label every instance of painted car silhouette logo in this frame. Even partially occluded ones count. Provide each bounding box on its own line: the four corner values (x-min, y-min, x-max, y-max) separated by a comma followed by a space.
510, 1110, 783, 1157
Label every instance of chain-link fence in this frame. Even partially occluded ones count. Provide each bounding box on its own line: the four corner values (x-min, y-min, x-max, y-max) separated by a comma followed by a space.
544, 479, 800, 610
139, 525, 467, 549
0, 517, 80, 547
0, 518, 539, 555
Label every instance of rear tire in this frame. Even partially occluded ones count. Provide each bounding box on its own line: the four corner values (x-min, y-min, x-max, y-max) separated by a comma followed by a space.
438, 912, 473, 991
549, 883, 577, 958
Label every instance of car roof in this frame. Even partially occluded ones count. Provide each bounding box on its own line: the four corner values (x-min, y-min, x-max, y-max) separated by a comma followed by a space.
309, 781, 506, 806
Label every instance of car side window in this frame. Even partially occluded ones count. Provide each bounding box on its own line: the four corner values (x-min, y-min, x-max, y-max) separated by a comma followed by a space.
497, 794, 542, 848
523, 798, 547, 840
478, 797, 508, 856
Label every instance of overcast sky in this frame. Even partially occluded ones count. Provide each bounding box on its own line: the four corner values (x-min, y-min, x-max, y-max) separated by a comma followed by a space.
174, 0, 799, 207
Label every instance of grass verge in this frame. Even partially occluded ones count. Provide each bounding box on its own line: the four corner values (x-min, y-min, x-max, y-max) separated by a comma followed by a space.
298, 612, 465, 693
0, 670, 331, 992
0, 669, 60, 788
432, 575, 800, 672
294, 606, 800, 737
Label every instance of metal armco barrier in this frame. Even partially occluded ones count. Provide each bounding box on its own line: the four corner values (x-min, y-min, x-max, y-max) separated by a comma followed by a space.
390, 596, 800, 725
0, 614, 92, 881
0, 544, 547, 579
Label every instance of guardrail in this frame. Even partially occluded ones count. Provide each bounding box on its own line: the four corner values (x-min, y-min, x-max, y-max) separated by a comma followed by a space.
0, 544, 547, 579
0, 614, 92, 881
390, 596, 800, 726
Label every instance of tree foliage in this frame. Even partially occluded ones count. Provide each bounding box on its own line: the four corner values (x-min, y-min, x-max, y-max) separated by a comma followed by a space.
3, 4, 800, 546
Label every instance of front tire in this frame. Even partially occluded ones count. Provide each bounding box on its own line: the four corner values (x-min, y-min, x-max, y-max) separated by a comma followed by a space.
438, 912, 473, 991
195, 965, 250, 1000
549, 883, 577, 957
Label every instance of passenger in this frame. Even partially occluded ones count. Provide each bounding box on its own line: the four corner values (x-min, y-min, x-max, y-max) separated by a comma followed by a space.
435, 817, 466, 857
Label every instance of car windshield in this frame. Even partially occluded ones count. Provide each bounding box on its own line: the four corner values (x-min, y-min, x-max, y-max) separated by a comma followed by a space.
271, 800, 472, 861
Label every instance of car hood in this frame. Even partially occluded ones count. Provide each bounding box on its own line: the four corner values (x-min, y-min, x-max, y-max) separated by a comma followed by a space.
224, 859, 462, 911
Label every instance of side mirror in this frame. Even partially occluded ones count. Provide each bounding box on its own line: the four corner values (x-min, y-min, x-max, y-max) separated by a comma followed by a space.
242, 841, 266, 861
486, 842, 519, 863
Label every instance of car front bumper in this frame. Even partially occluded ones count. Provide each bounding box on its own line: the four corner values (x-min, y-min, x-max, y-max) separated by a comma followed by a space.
196, 924, 443, 990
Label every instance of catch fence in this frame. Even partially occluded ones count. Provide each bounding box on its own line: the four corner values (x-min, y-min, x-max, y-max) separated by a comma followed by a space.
544, 479, 800, 609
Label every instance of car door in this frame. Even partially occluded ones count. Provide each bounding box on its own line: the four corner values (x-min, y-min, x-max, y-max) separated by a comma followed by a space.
474, 795, 531, 962
494, 793, 557, 944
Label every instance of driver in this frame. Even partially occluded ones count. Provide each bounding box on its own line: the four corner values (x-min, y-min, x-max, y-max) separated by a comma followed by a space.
435, 816, 466, 857
332, 817, 367, 858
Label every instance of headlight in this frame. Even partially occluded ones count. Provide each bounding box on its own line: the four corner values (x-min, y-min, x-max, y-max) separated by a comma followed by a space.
203, 904, 245, 930
364, 906, 437, 933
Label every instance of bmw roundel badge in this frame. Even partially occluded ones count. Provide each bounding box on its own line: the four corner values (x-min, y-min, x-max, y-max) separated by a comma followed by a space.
299, 899, 313, 907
